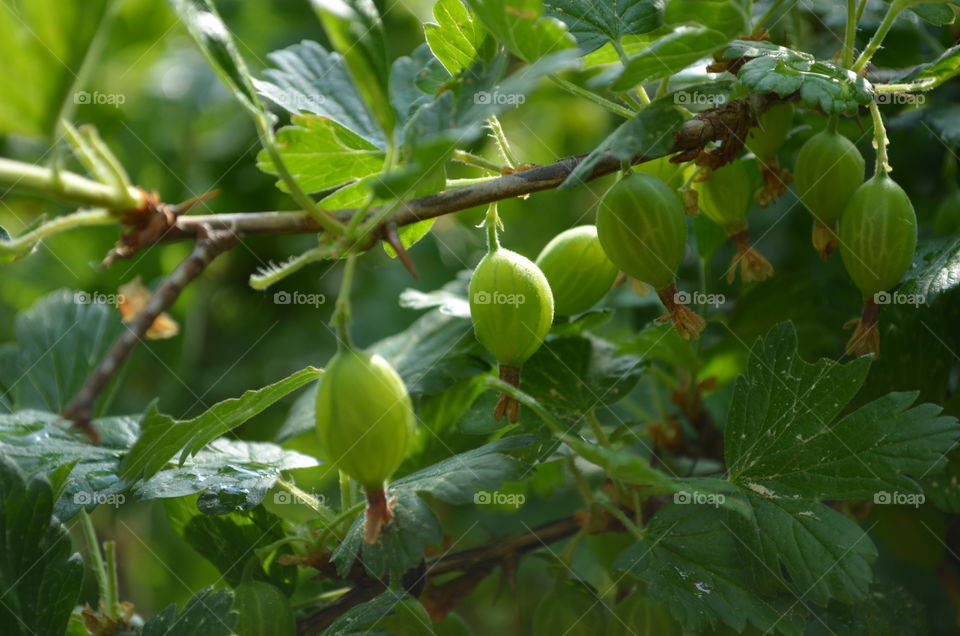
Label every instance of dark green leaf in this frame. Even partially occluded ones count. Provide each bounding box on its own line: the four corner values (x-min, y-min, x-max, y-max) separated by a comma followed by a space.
323, 591, 412, 635
615, 503, 805, 634
545, 0, 662, 54
725, 323, 958, 501
0, 456, 83, 636
610, 0, 746, 88
809, 579, 927, 636
522, 335, 646, 419
910, 2, 958, 24
167, 0, 263, 113
256, 40, 386, 148
898, 235, 960, 301
903, 43, 960, 89
562, 98, 684, 188
166, 499, 295, 590
120, 366, 320, 482
724, 41, 874, 114
0, 410, 135, 520
141, 587, 237, 636
332, 436, 534, 576
0, 289, 123, 412
311, 0, 394, 133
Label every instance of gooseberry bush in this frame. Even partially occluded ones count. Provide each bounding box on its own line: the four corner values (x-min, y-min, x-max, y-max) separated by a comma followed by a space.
2, 0, 960, 634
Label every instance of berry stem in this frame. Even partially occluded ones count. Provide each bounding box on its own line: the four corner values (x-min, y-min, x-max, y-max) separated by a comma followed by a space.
484, 202, 501, 251
494, 364, 522, 423
853, 0, 906, 72
842, 0, 858, 68
845, 298, 881, 357
333, 254, 358, 351
364, 484, 395, 544
868, 102, 891, 177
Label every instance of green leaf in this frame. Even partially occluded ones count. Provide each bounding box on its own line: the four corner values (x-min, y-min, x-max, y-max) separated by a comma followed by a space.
0, 456, 83, 636
544, 0, 662, 54
610, 0, 747, 88
0, 290, 123, 412
256, 114, 385, 194
135, 439, 319, 514
311, 0, 394, 133
615, 503, 805, 634
522, 335, 646, 420
465, 0, 576, 62
370, 309, 487, 396
924, 447, 960, 513
564, 437, 669, 485
726, 323, 958, 501
256, 40, 386, 148
809, 579, 927, 636
0, 0, 111, 137
167, 0, 263, 114
903, 43, 960, 89
731, 494, 877, 605
910, 2, 959, 24
332, 436, 534, 576
425, 0, 486, 75
141, 587, 237, 636
323, 591, 413, 635
120, 366, 321, 482
0, 410, 135, 520
166, 499, 296, 590
384, 219, 438, 259
561, 98, 685, 188
898, 235, 960, 301
724, 40, 874, 114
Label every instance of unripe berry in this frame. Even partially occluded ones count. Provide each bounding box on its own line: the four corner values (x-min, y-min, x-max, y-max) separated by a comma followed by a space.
794, 129, 865, 259
746, 103, 794, 162
535, 225, 618, 316
315, 348, 414, 542
598, 172, 704, 339
694, 160, 752, 231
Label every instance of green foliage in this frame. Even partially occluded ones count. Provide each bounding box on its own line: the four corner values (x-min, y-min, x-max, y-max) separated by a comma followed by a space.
0, 456, 83, 636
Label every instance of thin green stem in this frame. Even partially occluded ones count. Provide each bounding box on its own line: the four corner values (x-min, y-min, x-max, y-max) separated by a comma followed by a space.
0, 208, 116, 258
248, 244, 341, 290
0, 157, 140, 209
755, 0, 789, 30
842, 0, 857, 68
613, 40, 650, 106
868, 101, 891, 176
484, 202, 501, 251
549, 76, 637, 119
873, 81, 935, 93
855, 0, 870, 24
587, 410, 610, 447
567, 457, 594, 506
853, 0, 905, 72
597, 497, 644, 541
104, 541, 120, 619
254, 112, 345, 236
79, 510, 114, 619
275, 478, 333, 519
333, 254, 358, 350
451, 149, 502, 173
486, 116, 518, 168
446, 176, 501, 187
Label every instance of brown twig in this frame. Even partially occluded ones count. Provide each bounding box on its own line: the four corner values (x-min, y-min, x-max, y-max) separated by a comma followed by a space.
61, 227, 239, 441
110, 93, 793, 258
296, 514, 585, 634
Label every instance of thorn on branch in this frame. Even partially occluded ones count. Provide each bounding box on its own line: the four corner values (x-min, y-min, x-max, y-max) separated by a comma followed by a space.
378, 223, 419, 279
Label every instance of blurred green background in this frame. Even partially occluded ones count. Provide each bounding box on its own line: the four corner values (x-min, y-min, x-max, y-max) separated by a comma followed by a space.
1, 0, 959, 631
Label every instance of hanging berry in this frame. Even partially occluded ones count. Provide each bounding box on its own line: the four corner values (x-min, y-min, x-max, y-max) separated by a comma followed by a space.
693, 160, 774, 284
597, 172, 705, 339
794, 124, 865, 260
469, 204, 554, 423
535, 225, 618, 316
745, 103, 794, 206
